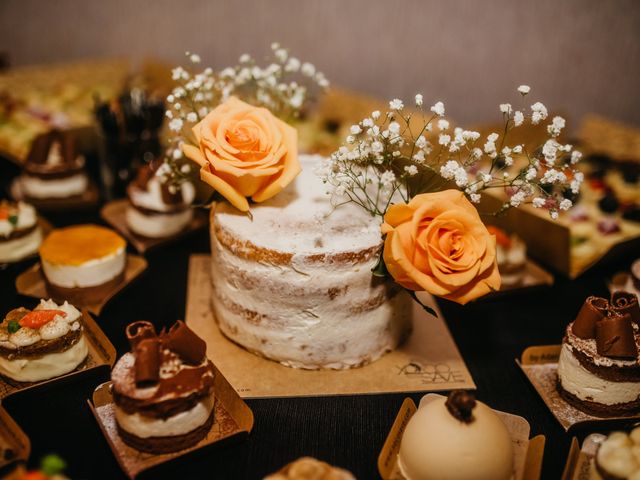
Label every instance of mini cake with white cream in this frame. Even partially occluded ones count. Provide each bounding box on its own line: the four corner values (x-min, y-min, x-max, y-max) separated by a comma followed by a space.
126, 162, 196, 238
0, 200, 42, 263
111, 320, 215, 454
487, 226, 527, 287
591, 427, 640, 480
39, 225, 126, 305
557, 292, 640, 415
0, 299, 88, 382
19, 130, 89, 200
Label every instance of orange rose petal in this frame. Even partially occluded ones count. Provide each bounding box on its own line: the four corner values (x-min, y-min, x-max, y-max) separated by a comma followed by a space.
382, 203, 415, 231
441, 260, 501, 305
181, 144, 208, 168
200, 167, 250, 212
383, 234, 422, 291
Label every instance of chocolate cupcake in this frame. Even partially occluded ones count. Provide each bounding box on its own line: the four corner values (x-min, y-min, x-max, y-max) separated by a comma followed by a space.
111, 320, 215, 454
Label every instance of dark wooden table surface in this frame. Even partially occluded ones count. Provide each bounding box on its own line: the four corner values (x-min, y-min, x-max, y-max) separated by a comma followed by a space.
0, 159, 636, 480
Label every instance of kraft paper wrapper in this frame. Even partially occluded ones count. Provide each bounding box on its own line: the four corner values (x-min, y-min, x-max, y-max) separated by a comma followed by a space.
0, 217, 53, 267
10, 178, 100, 212
100, 199, 208, 254
0, 309, 116, 400
517, 345, 640, 432
89, 364, 254, 479
185, 254, 474, 399
15, 254, 147, 315
561, 434, 607, 480
0, 406, 30, 472
378, 394, 545, 480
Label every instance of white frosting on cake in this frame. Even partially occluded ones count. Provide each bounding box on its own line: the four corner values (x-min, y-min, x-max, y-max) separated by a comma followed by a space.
0, 202, 37, 236
128, 177, 195, 213
126, 206, 193, 238
210, 155, 411, 369
42, 246, 126, 288
0, 228, 42, 263
557, 343, 640, 405
20, 172, 88, 199
0, 335, 87, 382
114, 394, 214, 438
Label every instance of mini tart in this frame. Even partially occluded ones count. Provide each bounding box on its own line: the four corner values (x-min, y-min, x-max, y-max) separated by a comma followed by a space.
111, 349, 216, 454
0, 201, 42, 263
557, 322, 640, 416
0, 299, 88, 383
592, 428, 640, 480
39, 225, 126, 304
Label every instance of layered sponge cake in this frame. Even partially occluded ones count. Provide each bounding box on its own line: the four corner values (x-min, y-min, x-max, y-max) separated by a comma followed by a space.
557, 291, 640, 415
39, 225, 126, 304
209, 155, 411, 370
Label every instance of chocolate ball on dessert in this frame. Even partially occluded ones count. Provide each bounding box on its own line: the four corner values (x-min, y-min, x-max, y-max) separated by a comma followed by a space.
398, 391, 513, 480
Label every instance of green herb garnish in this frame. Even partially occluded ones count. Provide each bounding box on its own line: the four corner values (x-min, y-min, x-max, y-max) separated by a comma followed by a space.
7, 321, 20, 334
8, 215, 18, 226
41, 454, 67, 476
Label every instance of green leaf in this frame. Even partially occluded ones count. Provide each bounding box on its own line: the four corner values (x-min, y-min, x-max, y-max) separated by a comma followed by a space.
8, 215, 18, 226
407, 290, 438, 318
7, 321, 20, 334
41, 454, 66, 476
371, 249, 388, 278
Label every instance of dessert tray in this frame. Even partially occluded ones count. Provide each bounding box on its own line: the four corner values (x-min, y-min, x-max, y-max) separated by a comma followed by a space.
0, 406, 30, 473
89, 364, 254, 479
377, 394, 545, 480
15, 254, 147, 315
185, 254, 475, 398
0, 309, 116, 400
561, 434, 605, 480
517, 345, 640, 432
10, 178, 101, 212
100, 199, 209, 254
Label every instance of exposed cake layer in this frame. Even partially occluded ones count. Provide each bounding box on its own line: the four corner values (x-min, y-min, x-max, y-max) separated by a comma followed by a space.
20, 172, 88, 199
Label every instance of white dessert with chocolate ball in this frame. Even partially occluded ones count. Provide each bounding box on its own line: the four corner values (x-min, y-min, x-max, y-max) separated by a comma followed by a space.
487, 226, 527, 287
210, 155, 411, 370
591, 427, 640, 480
19, 130, 88, 200
111, 320, 215, 454
0, 201, 42, 263
126, 163, 196, 238
557, 292, 640, 416
398, 391, 514, 480
39, 225, 126, 305
0, 299, 88, 382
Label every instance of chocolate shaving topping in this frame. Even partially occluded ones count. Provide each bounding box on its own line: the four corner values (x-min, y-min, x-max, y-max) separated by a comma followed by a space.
134, 338, 161, 386
572, 296, 609, 339
611, 291, 640, 325
163, 320, 207, 365
596, 313, 638, 359
445, 390, 476, 424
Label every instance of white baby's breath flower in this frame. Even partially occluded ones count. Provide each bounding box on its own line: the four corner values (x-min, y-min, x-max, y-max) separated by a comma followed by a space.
301, 62, 316, 76
532, 197, 546, 208
513, 111, 524, 127
169, 118, 183, 132
559, 199, 573, 211
165, 110, 173, 119
346, 135, 355, 144
371, 141, 384, 154
189, 53, 201, 63
416, 135, 428, 149
186, 112, 198, 123
412, 150, 425, 162
285, 57, 301, 72
437, 119, 450, 130
438, 134, 451, 146
239, 53, 251, 63
362, 118, 374, 128
550, 210, 559, 220
462, 130, 481, 141
430, 101, 445, 116
500, 103, 512, 114
380, 170, 396, 187
180, 163, 191, 174
487, 132, 499, 143
389, 98, 404, 111
571, 150, 582, 164
274, 48, 288, 63
350, 125, 362, 135
531, 102, 548, 125
371, 110, 381, 120
388, 121, 401, 134
512, 145, 523, 154
525, 167, 537, 181
172, 148, 183, 160
415, 94, 423, 106
517, 85, 531, 95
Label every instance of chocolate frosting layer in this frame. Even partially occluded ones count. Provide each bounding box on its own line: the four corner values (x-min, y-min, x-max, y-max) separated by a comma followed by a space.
596, 313, 638, 359
611, 291, 640, 325
572, 296, 608, 339
445, 390, 476, 423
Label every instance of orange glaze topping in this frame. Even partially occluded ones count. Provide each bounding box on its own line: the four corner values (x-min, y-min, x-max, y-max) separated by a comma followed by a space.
39, 225, 126, 266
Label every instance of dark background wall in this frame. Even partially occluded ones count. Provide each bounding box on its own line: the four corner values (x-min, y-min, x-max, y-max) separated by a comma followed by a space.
1, 0, 639, 127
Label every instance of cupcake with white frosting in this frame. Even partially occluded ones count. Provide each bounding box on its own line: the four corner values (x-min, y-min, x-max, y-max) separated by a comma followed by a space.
0, 200, 42, 263
0, 299, 88, 382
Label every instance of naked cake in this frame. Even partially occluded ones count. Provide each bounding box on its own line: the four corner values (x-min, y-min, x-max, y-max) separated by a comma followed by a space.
111, 320, 216, 454
209, 155, 411, 370
557, 291, 640, 415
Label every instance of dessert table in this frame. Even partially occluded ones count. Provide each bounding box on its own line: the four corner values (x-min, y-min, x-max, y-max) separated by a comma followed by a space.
0, 159, 634, 479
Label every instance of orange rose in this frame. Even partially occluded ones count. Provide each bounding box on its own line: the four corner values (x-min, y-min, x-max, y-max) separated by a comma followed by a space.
381, 190, 500, 305
182, 97, 299, 212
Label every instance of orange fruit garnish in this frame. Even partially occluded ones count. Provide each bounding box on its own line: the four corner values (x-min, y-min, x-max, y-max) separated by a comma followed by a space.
19, 310, 66, 329
22, 472, 48, 480
0, 207, 8, 220
486, 226, 512, 248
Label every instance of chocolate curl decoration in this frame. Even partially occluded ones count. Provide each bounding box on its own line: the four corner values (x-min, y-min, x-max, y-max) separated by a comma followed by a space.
596, 313, 638, 359
163, 320, 207, 365
572, 296, 609, 339
126, 320, 157, 349
445, 390, 477, 424
611, 291, 640, 325
134, 338, 161, 386
133, 164, 155, 190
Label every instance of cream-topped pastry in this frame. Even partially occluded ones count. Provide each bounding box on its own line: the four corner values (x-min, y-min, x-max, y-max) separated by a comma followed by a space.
557, 292, 640, 415
210, 155, 411, 370
39, 225, 126, 304
591, 428, 640, 480
398, 391, 514, 480
0, 299, 88, 382
0, 200, 42, 263
111, 321, 215, 454
19, 130, 88, 200
487, 226, 527, 288
126, 163, 196, 238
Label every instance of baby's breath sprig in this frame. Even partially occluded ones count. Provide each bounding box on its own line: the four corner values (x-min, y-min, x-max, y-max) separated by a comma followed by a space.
161, 44, 329, 187
321, 86, 583, 220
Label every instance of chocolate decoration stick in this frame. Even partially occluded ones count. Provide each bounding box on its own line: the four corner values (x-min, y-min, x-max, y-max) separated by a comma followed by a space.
134, 338, 161, 386
126, 321, 157, 349
572, 296, 609, 339
163, 320, 207, 365
611, 291, 640, 325
596, 313, 638, 359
